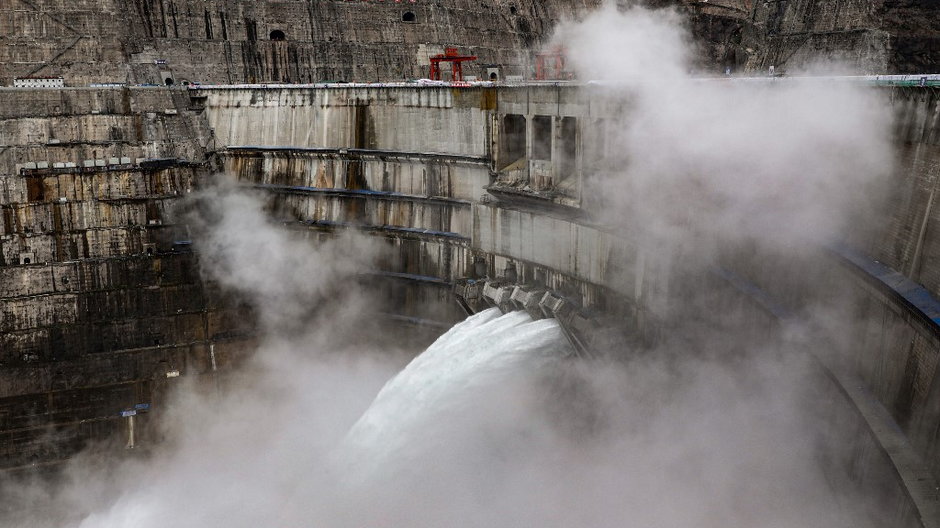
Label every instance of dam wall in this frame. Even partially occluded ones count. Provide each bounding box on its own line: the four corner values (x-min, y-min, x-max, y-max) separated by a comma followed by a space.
204, 82, 940, 525
0, 85, 484, 468
204, 87, 493, 156
0, 87, 211, 170
728, 85, 940, 495
871, 87, 940, 291
2, 79, 940, 520
0, 87, 254, 469
213, 85, 641, 315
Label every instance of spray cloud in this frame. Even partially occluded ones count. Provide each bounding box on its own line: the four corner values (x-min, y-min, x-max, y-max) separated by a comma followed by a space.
556, 2, 893, 257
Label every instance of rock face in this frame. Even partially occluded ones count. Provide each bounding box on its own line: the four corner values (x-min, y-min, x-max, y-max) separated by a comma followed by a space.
0, 0, 601, 87
0, 87, 255, 469
3, 0, 934, 90
666, 0, 939, 75
881, 0, 940, 73
738, 0, 940, 74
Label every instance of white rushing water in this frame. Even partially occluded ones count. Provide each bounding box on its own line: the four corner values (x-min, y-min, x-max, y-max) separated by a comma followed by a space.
71, 309, 575, 528
70, 307, 876, 528
338, 308, 573, 484
330, 308, 576, 526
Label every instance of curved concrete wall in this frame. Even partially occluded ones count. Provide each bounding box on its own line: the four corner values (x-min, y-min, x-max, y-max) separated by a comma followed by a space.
223, 147, 491, 202
202, 82, 940, 526
0, 79, 936, 514
204, 86, 493, 156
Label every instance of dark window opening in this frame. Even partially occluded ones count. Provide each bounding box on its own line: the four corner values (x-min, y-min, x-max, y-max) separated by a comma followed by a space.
532, 115, 552, 161
245, 18, 258, 41
169, 3, 179, 38
164, 77, 175, 86
473, 256, 487, 279
559, 117, 577, 177
402, 11, 416, 22
219, 12, 228, 40
204, 9, 213, 39
500, 114, 526, 169
27, 177, 44, 202
270, 29, 286, 41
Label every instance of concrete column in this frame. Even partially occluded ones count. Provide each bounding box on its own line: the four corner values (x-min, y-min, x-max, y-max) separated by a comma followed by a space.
524, 114, 534, 183
489, 113, 499, 172
575, 118, 583, 202
525, 114, 534, 162
209, 343, 218, 371
126, 414, 135, 449
550, 115, 559, 186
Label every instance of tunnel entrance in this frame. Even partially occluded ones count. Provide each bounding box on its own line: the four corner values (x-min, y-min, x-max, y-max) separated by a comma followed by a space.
164, 77, 174, 86
270, 29, 286, 41
500, 114, 526, 169
402, 12, 416, 22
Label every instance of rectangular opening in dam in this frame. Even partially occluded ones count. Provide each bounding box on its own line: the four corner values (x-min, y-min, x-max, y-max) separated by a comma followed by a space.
532, 115, 553, 161
583, 118, 608, 174
559, 116, 578, 180
500, 114, 526, 169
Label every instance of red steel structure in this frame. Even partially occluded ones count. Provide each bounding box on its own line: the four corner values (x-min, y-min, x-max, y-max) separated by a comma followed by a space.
535, 46, 574, 81
429, 47, 478, 82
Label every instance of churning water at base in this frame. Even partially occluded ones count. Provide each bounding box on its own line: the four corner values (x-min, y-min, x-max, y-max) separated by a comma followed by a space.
68, 308, 881, 528
70, 309, 577, 528
325, 309, 880, 528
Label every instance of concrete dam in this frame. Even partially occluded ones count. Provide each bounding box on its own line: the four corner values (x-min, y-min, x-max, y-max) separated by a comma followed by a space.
0, 77, 938, 525
3, 0, 940, 526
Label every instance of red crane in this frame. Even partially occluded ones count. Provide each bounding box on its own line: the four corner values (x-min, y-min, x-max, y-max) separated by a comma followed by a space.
535, 46, 574, 81
429, 47, 478, 82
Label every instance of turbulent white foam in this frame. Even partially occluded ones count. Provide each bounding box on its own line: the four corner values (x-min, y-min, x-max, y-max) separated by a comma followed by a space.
70, 309, 574, 528
336, 308, 574, 488
64, 307, 881, 528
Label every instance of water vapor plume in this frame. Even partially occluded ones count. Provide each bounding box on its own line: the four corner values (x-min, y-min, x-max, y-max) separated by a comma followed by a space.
1, 175, 895, 528
0, 180, 404, 528
180, 179, 381, 343
554, 2, 895, 263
